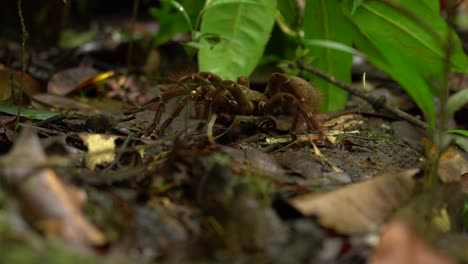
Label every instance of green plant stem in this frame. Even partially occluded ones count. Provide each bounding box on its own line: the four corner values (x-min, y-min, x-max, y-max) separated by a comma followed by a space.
424, 6, 456, 190
15, 0, 28, 130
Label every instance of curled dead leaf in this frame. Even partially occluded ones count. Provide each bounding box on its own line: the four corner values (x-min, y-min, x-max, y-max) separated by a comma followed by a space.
438, 147, 468, 183
1, 126, 107, 249
288, 168, 419, 234
0, 68, 42, 100
47, 67, 98, 95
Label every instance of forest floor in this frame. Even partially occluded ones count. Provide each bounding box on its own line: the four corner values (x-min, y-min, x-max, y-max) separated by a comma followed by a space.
0, 7, 467, 264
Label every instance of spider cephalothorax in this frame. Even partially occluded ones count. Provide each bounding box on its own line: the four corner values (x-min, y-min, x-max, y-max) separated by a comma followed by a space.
143, 72, 322, 136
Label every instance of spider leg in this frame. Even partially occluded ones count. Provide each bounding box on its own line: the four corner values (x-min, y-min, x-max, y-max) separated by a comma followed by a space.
145, 97, 164, 135
145, 85, 190, 136
198, 87, 221, 120
297, 103, 322, 134
262, 92, 322, 133
157, 92, 196, 136
156, 74, 231, 136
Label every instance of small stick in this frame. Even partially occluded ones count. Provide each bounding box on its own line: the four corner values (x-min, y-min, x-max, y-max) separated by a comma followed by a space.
15, 0, 28, 130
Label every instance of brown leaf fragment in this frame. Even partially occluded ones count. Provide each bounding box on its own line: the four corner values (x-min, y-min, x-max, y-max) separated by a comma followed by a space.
31, 94, 98, 113
461, 173, 468, 193
438, 146, 468, 183
369, 220, 458, 264
1, 126, 107, 249
47, 67, 99, 95
288, 169, 418, 234
0, 68, 43, 100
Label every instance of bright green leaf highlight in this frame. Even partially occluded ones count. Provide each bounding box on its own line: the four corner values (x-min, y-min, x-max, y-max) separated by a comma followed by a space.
163, 0, 194, 31
351, 0, 363, 14
303, 39, 364, 57
447, 129, 468, 137
198, 0, 277, 80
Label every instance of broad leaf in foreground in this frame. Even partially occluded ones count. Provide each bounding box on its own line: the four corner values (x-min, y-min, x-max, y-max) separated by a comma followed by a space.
198, 0, 277, 80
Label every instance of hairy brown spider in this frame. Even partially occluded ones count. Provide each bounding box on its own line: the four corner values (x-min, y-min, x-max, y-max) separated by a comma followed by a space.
143, 72, 322, 136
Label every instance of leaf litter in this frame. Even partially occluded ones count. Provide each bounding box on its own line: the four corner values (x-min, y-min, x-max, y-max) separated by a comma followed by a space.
0, 39, 467, 264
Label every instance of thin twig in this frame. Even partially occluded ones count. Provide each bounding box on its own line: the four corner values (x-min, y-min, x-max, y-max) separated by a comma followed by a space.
126, 0, 140, 71
296, 62, 428, 129
15, 0, 28, 130
104, 133, 134, 171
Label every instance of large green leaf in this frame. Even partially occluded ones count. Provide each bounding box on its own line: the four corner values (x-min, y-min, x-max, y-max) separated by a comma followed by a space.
303, 0, 353, 111
349, 0, 468, 94
198, 0, 277, 80
344, 12, 436, 127
425, 0, 440, 13
341, 0, 468, 128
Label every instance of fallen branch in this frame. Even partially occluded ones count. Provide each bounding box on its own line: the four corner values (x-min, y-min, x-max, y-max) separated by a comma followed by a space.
296, 62, 428, 130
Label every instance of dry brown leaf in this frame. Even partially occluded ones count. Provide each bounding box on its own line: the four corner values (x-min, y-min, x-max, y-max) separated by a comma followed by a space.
461, 173, 468, 193
438, 147, 468, 183
288, 168, 418, 234
369, 220, 458, 264
47, 67, 98, 95
31, 94, 98, 113
1, 126, 107, 249
0, 68, 42, 100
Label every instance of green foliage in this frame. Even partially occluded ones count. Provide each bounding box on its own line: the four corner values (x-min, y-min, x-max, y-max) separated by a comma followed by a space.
276, 0, 301, 34
348, 0, 467, 76
150, 0, 468, 136
0, 100, 59, 120
446, 130, 468, 152
342, 0, 468, 127
303, 0, 353, 111
149, 3, 189, 46
149, 0, 205, 46
448, 129, 468, 137
351, 0, 363, 14
59, 29, 97, 49
446, 89, 468, 116
198, 0, 277, 80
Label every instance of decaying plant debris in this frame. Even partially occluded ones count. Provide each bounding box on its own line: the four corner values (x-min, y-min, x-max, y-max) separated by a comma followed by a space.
1, 67, 465, 262
1, 1, 468, 263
